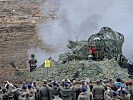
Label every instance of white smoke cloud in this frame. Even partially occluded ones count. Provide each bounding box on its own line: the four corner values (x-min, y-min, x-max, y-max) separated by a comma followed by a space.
30, 0, 133, 66
99, 0, 133, 59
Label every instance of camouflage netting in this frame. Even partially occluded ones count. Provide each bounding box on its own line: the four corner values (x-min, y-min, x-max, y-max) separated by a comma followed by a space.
59, 27, 127, 68
28, 27, 129, 82
59, 40, 89, 62
88, 27, 124, 61
29, 58, 129, 81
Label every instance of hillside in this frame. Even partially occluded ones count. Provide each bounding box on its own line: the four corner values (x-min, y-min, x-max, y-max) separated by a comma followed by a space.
0, 0, 56, 83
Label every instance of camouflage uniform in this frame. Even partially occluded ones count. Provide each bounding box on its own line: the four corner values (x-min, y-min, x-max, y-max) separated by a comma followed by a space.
39, 84, 49, 100
78, 92, 93, 100
117, 89, 131, 100
5, 82, 15, 100
18, 89, 34, 100
28, 54, 37, 72
104, 90, 113, 100
118, 94, 130, 100
111, 97, 120, 100
104, 83, 113, 100
71, 86, 77, 100
32, 82, 40, 100
60, 82, 73, 100
53, 95, 63, 100
1, 88, 9, 100
47, 82, 60, 100
126, 83, 133, 100
92, 84, 105, 100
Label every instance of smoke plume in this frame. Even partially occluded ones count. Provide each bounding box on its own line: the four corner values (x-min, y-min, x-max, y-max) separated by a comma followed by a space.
29, 0, 133, 66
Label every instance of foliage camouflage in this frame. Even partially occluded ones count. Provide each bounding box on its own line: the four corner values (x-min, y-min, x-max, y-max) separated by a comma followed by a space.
88, 27, 124, 60
29, 58, 129, 82
28, 27, 129, 82
59, 27, 127, 68
7, 27, 128, 83
59, 40, 89, 62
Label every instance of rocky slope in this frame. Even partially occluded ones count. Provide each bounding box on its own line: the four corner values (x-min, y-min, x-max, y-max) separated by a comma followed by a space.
0, 0, 57, 83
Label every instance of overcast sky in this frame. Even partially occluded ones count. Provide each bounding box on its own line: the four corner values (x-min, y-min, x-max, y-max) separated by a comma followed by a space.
30, 0, 133, 66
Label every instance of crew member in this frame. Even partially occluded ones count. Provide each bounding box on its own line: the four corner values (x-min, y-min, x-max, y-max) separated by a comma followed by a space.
28, 54, 37, 72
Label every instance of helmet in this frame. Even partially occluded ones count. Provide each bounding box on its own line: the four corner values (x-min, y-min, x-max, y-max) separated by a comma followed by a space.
22, 85, 27, 89
81, 86, 87, 92
27, 84, 32, 89
31, 54, 35, 58
116, 78, 121, 82
112, 91, 117, 96
64, 82, 70, 87
122, 89, 126, 94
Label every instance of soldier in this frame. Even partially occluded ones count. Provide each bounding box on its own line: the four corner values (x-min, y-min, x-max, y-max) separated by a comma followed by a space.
28, 54, 37, 72
32, 81, 40, 100
118, 89, 131, 100
111, 91, 120, 100
21, 85, 35, 100
71, 79, 77, 100
125, 80, 133, 100
89, 46, 95, 61
27, 84, 35, 100
39, 80, 49, 100
18, 85, 28, 100
104, 84, 113, 100
78, 86, 93, 100
47, 81, 60, 100
4, 81, 15, 100
12, 84, 20, 100
2, 88, 9, 100
92, 80, 105, 100
60, 79, 73, 100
